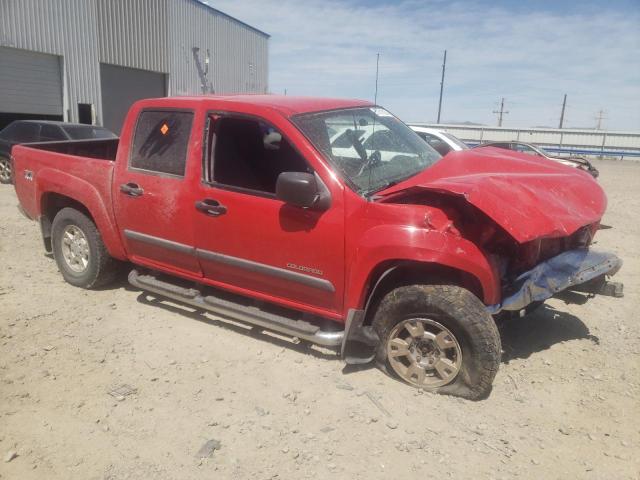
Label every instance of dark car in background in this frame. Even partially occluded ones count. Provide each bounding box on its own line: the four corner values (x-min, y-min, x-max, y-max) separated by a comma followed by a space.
0, 120, 117, 184
474, 141, 599, 178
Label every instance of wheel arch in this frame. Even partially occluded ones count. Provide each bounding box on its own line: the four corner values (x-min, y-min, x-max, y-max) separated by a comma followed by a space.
38, 181, 126, 260
40, 192, 94, 252
361, 260, 489, 326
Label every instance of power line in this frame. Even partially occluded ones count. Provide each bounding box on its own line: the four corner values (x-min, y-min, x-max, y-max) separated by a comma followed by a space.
493, 98, 509, 127
436, 50, 447, 124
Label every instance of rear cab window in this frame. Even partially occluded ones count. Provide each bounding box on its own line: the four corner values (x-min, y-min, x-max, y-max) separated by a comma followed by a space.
130, 110, 194, 177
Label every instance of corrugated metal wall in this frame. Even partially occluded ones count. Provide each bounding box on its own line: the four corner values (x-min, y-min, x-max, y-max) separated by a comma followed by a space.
0, 0, 269, 124
167, 0, 268, 96
0, 0, 102, 123
97, 0, 169, 73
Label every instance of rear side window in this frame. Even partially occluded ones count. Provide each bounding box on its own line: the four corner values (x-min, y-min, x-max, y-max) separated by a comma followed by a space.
130, 110, 194, 176
5, 122, 41, 142
40, 124, 66, 141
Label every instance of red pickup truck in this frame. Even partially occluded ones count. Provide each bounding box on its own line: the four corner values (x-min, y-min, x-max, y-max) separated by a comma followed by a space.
12, 95, 622, 399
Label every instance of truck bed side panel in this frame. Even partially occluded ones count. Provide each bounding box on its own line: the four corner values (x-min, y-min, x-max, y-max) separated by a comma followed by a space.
12, 144, 127, 259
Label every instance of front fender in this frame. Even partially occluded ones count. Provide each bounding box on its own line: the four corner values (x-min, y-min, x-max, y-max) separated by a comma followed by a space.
345, 224, 501, 310
36, 168, 126, 259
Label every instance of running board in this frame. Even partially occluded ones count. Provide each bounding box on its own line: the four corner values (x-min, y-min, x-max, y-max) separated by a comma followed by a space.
128, 269, 344, 347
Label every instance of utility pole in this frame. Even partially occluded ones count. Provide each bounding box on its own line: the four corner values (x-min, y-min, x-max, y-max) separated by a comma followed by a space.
284, 88, 287, 96
559, 94, 567, 129
493, 98, 509, 127
595, 109, 607, 130
436, 50, 447, 124
374, 53, 380, 105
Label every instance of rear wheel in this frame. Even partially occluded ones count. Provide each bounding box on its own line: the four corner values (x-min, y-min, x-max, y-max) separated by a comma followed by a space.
51, 207, 119, 288
373, 285, 501, 400
0, 156, 12, 184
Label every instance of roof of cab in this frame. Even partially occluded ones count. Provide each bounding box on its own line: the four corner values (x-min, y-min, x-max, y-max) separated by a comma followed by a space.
135, 95, 374, 117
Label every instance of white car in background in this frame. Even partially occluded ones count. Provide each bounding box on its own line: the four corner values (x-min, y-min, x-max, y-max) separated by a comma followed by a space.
329, 124, 421, 162
409, 126, 469, 156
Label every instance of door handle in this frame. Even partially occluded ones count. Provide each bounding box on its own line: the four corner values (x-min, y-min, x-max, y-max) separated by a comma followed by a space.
195, 198, 227, 217
120, 182, 144, 197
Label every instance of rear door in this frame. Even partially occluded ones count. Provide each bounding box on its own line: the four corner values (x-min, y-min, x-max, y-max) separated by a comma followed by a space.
112, 108, 202, 276
192, 113, 345, 317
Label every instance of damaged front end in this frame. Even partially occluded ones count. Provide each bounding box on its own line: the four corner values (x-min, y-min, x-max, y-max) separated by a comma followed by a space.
374, 150, 624, 316
488, 248, 623, 315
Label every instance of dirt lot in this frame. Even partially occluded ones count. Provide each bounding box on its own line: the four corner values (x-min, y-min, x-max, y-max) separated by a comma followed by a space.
0, 160, 638, 480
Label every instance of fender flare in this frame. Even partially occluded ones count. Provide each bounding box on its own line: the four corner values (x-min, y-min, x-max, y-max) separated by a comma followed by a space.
36, 168, 127, 260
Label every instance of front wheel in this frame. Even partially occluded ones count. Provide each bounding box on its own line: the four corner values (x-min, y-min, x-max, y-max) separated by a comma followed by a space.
51, 207, 119, 288
372, 285, 501, 400
0, 156, 12, 184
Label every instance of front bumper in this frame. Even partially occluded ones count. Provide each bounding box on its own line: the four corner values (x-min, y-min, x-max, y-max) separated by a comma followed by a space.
488, 248, 622, 314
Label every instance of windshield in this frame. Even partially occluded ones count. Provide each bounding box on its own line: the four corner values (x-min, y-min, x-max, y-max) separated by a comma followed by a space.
293, 107, 441, 196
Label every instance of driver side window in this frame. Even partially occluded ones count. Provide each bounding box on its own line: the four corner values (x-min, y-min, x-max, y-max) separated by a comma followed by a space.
208, 115, 310, 195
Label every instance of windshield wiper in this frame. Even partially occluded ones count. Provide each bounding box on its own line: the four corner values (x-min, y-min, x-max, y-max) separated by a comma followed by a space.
362, 172, 420, 198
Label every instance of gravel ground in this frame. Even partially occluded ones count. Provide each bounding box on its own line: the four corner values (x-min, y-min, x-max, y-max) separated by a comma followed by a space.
0, 159, 638, 480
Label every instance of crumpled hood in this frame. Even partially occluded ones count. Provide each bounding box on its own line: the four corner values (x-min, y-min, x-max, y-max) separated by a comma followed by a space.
378, 147, 606, 243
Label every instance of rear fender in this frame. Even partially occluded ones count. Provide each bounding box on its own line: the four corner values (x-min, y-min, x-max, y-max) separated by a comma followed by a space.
36, 168, 126, 259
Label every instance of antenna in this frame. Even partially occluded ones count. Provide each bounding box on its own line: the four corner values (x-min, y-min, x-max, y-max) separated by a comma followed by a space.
493, 98, 509, 127
374, 53, 380, 105
437, 50, 447, 124
559, 94, 567, 129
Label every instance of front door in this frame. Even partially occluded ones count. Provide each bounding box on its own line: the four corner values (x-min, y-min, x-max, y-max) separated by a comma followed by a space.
112, 108, 202, 276
192, 113, 345, 317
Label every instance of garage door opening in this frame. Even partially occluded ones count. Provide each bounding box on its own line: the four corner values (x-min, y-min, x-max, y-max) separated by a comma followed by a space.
100, 63, 166, 134
0, 47, 64, 130
0, 112, 63, 132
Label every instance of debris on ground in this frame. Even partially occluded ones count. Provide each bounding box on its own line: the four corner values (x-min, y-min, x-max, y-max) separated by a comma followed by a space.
195, 439, 221, 459
107, 384, 138, 400
4, 450, 18, 463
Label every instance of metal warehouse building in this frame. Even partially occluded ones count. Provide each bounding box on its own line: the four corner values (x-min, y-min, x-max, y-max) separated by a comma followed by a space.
0, 0, 269, 133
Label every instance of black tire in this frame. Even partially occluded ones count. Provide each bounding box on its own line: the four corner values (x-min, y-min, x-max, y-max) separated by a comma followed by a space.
51, 207, 119, 288
0, 156, 12, 184
372, 285, 501, 400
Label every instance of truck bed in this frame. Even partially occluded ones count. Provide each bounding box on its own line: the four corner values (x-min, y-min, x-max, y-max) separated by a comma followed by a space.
21, 138, 119, 161
12, 139, 118, 221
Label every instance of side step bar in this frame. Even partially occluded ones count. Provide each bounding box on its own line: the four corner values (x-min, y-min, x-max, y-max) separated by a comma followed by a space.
128, 269, 344, 347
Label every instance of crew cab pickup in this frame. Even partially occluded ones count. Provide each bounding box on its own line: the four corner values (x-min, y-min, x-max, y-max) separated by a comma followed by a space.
12, 96, 623, 399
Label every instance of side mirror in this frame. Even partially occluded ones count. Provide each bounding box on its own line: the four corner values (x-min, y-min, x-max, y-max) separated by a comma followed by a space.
276, 172, 330, 211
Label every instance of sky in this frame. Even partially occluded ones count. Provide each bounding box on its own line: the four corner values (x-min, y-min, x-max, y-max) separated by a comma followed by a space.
207, 0, 640, 130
